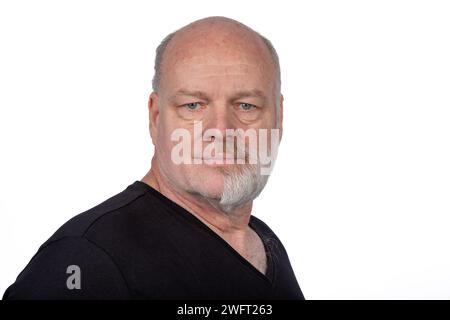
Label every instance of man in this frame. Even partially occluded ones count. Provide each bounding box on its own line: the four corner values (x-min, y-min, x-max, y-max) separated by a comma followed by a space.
3, 16, 304, 299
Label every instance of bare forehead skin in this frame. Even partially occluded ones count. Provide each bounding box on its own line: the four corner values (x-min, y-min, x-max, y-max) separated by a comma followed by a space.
160, 18, 276, 90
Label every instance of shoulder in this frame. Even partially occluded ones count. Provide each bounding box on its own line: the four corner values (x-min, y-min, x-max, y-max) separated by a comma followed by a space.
40, 181, 149, 248
249, 215, 288, 255
3, 181, 163, 299
2, 236, 131, 299
249, 215, 280, 240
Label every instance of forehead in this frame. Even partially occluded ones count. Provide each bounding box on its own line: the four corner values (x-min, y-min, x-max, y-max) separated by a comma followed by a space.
174, 61, 259, 76
162, 54, 275, 96
173, 59, 267, 81
159, 28, 276, 92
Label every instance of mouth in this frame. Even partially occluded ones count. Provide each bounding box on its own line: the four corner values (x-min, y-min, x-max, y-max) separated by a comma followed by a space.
193, 154, 246, 166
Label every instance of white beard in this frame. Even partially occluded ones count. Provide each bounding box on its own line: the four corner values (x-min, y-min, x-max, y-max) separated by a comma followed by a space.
192, 129, 279, 214
216, 163, 270, 213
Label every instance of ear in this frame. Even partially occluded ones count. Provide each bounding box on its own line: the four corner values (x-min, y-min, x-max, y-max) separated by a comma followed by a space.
148, 92, 160, 145
279, 94, 284, 141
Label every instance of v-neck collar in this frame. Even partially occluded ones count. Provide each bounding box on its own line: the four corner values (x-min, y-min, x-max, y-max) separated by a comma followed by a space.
134, 180, 276, 286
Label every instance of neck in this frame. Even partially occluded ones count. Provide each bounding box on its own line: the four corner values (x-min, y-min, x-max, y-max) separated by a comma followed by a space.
141, 157, 253, 236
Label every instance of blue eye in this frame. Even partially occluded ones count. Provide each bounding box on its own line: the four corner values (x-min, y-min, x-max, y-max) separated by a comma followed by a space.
184, 102, 200, 110
239, 103, 256, 111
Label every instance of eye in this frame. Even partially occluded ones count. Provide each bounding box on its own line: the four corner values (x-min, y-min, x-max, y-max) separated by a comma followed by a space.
239, 103, 256, 111
183, 102, 201, 111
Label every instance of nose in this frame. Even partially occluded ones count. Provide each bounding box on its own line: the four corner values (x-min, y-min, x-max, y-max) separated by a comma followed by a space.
202, 102, 236, 142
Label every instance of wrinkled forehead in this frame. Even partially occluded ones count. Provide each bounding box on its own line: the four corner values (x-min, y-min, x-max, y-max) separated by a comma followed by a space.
174, 60, 260, 76
160, 45, 277, 97
161, 61, 275, 102
172, 58, 269, 80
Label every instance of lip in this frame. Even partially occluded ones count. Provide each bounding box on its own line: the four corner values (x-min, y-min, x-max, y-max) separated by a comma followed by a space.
195, 154, 235, 161
202, 157, 230, 161
192, 156, 247, 166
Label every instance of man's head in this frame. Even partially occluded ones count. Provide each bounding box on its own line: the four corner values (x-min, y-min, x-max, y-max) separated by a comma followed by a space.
147, 16, 283, 213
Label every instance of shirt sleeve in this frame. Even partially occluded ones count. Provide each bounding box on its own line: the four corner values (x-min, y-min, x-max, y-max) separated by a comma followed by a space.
2, 236, 132, 300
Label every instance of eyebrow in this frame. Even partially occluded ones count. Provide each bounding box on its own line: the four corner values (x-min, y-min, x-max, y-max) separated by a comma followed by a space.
171, 88, 267, 103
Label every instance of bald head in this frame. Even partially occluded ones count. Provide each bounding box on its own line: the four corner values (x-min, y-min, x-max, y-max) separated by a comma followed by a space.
152, 16, 281, 96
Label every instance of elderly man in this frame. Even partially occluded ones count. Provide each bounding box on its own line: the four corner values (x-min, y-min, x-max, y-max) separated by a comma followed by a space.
3, 16, 304, 300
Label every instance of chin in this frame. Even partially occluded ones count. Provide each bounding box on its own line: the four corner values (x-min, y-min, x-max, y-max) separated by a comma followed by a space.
187, 165, 226, 199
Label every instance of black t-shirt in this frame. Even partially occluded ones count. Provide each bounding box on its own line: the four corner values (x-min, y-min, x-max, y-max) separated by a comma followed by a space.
3, 181, 304, 300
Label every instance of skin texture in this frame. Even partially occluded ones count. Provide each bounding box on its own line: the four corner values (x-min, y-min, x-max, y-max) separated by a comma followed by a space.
141, 17, 284, 275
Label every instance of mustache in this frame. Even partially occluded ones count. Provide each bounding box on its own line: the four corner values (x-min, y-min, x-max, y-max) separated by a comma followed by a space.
192, 139, 256, 162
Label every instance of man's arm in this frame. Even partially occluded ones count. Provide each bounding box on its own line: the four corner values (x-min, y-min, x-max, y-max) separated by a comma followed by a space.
3, 236, 131, 300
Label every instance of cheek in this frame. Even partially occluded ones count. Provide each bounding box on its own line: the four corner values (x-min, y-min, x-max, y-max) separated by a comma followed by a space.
156, 115, 179, 147
154, 126, 179, 172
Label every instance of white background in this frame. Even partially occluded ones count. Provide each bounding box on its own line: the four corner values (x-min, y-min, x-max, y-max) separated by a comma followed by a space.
1, 0, 449, 299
